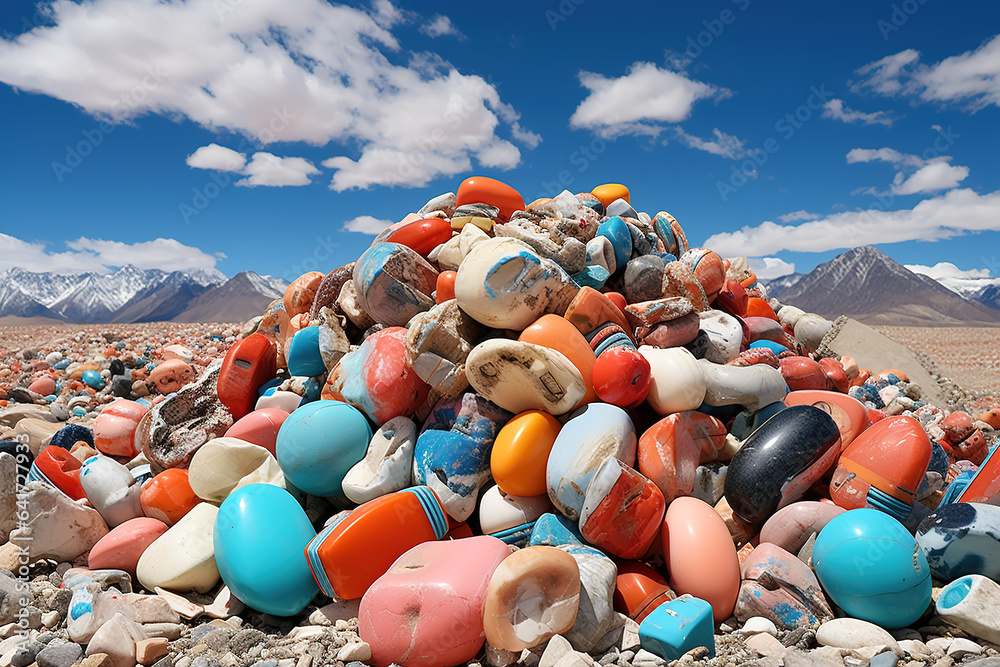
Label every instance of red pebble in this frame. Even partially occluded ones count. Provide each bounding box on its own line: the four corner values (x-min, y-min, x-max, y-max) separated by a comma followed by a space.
867, 408, 886, 423
746, 298, 778, 320
779, 356, 828, 391
941, 411, 975, 445
954, 429, 988, 466
818, 357, 849, 393
713, 279, 748, 318
593, 346, 651, 407
604, 291, 628, 314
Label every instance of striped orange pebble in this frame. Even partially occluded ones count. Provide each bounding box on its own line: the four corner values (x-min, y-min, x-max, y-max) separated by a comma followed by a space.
661, 262, 710, 311
680, 249, 726, 302
727, 347, 780, 368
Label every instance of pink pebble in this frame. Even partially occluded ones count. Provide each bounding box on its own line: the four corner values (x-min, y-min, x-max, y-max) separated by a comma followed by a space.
93, 399, 149, 458
88, 517, 169, 576
758, 501, 846, 554
224, 408, 290, 456
28, 377, 56, 396
359, 536, 510, 667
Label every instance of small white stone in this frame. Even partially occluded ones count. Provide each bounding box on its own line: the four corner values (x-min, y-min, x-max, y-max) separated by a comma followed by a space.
925, 637, 953, 653
897, 639, 930, 659
336, 641, 371, 663
947, 638, 982, 658
741, 617, 779, 637
540, 635, 574, 667
745, 632, 789, 658
40, 611, 59, 629
817, 618, 903, 657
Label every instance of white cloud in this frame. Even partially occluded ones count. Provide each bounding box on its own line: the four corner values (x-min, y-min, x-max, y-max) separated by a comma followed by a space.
846, 147, 925, 168
846, 145, 969, 196
342, 215, 394, 234
0, 0, 534, 190
674, 127, 749, 159
186, 144, 247, 172
236, 152, 320, 187
570, 62, 729, 138
748, 257, 796, 280
703, 188, 1000, 257
420, 15, 464, 39
821, 99, 894, 126
907, 262, 1000, 296
0, 233, 223, 274
892, 161, 969, 195
853, 36, 1000, 110
905, 262, 989, 281
778, 210, 820, 222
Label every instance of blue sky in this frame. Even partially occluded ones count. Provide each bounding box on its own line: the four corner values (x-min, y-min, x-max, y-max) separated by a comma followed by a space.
2, 0, 1000, 288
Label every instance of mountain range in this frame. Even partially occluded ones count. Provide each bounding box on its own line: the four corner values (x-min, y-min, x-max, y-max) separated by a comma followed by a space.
766, 246, 1000, 327
0, 266, 287, 324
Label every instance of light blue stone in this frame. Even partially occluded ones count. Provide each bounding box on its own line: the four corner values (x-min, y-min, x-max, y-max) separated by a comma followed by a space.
595, 216, 633, 273
813, 508, 931, 628
286, 326, 326, 377
81, 370, 104, 390
546, 403, 636, 521
214, 484, 318, 616
639, 595, 715, 660
916, 502, 1000, 582
571, 265, 610, 289
276, 400, 371, 498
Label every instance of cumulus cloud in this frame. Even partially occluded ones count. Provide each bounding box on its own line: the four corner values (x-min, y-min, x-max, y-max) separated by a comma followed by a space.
907, 262, 1000, 295
846, 147, 926, 168
342, 215, 394, 234
847, 145, 969, 196
852, 36, 1000, 110
892, 162, 969, 195
821, 99, 894, 126
186, 144, 247, 172
674, 127, 749, 159
905, 262, 990, 281
703, 188, 1000, 257
0, 0, 534, 190
420, 15, 464, 39
778, 210, 820, 222
236, 153, 320, 187
748, 257, 796, 280
0, 233, 223, 274
570, 62, 729, 138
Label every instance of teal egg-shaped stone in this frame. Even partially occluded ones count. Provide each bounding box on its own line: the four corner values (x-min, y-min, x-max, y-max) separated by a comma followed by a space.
813, 508, 931, 628
286, 327, 325, 377
595, 216, 633, 273
276, 400, 372, 497
214, 484, 317, 616
82, 370, 105, 390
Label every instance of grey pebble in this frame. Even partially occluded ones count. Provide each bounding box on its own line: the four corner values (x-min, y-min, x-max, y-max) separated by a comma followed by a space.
869, 651, 899, 667
36, 642, 83, 667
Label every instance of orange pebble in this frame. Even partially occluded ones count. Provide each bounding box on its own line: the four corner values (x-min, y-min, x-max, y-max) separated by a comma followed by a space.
491, 410, 562, 497
745, 297, 778, 320
140, 469, 200, 526
436, 271, 458, 304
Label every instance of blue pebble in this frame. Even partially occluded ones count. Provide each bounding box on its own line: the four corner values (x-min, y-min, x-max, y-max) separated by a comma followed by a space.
595, 216, 633, 273
49, 424, 94, 450
639, 596, 715, 660
286, 326, 326, 377
81, 370, 104, 390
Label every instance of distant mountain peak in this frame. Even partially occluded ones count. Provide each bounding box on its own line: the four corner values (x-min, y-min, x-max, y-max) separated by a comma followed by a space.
766, 246, 1000, 326
0, 266, 274, 323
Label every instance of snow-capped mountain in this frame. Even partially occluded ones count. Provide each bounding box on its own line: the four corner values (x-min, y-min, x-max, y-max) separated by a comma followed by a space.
0, 265, 286, 323
765, 246, 1000, 326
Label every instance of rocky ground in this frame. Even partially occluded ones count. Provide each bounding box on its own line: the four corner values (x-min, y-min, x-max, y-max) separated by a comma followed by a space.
2, 320, 1000, 667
